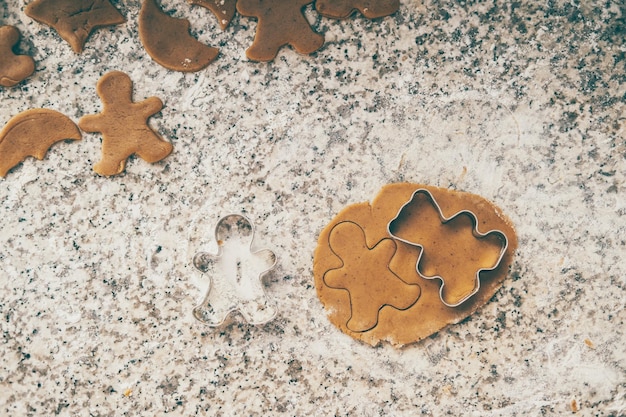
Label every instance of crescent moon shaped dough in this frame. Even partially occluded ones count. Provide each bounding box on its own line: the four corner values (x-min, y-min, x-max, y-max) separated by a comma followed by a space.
0, 109, 81, 177
139, 0, 218, 72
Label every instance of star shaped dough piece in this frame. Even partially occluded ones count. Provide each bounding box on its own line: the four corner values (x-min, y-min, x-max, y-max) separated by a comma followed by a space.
0, 26, 35, 87
192, 215, 278, 326
78, 71, 173, 176
324, 221, 421, 333
25, 0, 125, 53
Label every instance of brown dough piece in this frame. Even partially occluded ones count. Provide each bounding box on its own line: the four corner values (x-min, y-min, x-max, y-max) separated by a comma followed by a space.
78, 71, 173, 176
139, 0, 218, 72
237, 0, 324, 61
189, 0, 237, 30
0, 26, 35, 87
0, 109, 81, 177
313, 183, 518, 347
315, 0, 399, 19
24, 0, 125, 53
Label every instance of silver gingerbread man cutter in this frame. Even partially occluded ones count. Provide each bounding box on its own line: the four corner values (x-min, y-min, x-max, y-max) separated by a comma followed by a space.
192, 214, 277, 326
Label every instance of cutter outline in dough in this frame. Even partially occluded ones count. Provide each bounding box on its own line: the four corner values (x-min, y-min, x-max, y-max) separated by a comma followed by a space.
387, 188, 508, 308
192, 214, 278, 326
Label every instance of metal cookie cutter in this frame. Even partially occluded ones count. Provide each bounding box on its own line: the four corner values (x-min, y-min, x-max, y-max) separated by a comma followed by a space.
387, 188, 508, 308
192, 214, 278, 326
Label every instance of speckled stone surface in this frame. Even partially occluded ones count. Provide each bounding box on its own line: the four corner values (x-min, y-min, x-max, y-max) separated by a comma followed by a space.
1, 0, 625, 415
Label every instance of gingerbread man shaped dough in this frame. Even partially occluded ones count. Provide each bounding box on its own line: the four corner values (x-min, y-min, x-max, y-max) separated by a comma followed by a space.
237, 0, 324, 61
325, 221, 421, 332
78, 71, 173, 176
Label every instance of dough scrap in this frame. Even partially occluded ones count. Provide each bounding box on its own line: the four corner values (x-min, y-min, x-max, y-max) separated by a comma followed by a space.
313, 183, 517, 347
0, 26, 35, 87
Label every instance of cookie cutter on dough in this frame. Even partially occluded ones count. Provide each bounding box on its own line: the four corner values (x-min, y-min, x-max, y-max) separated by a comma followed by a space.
192, 214, 278, 326
387, 188, 508, 308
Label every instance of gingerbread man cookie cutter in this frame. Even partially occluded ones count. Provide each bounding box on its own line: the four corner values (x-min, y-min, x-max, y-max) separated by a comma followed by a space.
387, 188, 508, 308
192, 214, 278, 326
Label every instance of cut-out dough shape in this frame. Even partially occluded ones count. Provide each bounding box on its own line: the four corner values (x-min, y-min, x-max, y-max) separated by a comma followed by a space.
325, 221, 421, 332
313, 183, 517, 347
388, 189, 508, 307
139, 0, 219, 72
0, 26, 35, 87
0, 109, 81, 177
189, 0, 237, 30
78, 71, 173, 176
192, 214, 277, 326
315, 0, 399, 19
24, 0, 125, 53
237, 0, 324, 61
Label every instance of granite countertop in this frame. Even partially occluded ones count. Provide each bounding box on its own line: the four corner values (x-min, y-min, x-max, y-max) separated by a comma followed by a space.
1, 0, 625, 415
